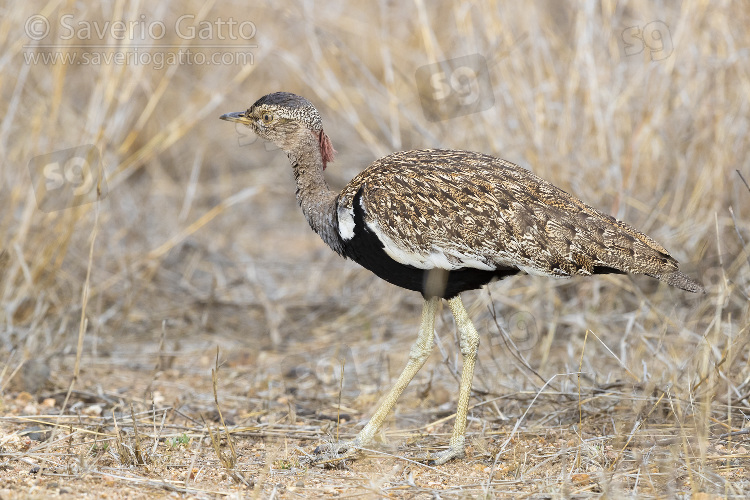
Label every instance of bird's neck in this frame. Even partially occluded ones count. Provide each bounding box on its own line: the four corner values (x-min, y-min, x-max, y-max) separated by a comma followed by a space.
287, 143, 343, 255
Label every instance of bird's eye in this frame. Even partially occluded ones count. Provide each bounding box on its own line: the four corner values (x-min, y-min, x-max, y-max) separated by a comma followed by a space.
261, 112, 274, 124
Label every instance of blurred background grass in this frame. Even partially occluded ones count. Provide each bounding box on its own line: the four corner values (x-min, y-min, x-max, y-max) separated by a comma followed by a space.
1, 0, 749, 495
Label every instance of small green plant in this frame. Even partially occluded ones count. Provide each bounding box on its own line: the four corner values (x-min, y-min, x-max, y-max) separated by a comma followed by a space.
167, 433, 190, 448
273, 459, 295, 470
91, 442, 109, 453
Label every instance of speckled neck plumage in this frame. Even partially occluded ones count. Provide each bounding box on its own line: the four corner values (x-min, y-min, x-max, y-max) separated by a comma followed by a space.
286, 132, 343, 256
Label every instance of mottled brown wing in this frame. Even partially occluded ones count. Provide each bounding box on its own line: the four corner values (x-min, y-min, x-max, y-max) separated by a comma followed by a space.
339, 149, 682, 281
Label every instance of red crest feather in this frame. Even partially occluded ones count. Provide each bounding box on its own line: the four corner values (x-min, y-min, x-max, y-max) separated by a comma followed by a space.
317, 130, 336, 170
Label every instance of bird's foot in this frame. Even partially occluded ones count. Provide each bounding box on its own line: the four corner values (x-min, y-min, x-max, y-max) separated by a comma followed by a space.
419, 444, 465, 465
305, 440, 362, 468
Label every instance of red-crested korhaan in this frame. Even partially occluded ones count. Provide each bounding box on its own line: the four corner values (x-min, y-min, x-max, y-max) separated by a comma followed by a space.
221, 92, 704, 465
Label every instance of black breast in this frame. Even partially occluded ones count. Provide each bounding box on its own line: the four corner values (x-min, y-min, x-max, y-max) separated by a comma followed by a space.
340, 189, 520, 299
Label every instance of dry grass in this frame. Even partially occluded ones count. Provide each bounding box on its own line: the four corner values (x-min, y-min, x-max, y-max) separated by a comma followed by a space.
1, 1, 749, 498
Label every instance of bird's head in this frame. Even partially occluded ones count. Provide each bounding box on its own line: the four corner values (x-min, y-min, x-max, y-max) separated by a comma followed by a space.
220, 92, 336, 169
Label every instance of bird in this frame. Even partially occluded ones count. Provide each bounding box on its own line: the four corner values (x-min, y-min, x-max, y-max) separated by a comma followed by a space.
220, 91, 704, 465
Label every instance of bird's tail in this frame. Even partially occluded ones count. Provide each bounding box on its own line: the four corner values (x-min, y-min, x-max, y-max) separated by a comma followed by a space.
650, 271, 705, 294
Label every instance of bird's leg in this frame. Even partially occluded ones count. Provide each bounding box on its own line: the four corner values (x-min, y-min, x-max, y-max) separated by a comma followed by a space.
428, 295, 480, 465
313, 296, 439, 462
354, 296, 439, 444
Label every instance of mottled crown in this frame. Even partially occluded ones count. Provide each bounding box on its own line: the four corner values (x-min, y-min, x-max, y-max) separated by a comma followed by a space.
250, 92, 323, 131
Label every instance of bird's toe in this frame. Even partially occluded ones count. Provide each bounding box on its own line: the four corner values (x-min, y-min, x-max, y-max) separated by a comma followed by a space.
307, 440, 361, 467
422, 445, 466, 465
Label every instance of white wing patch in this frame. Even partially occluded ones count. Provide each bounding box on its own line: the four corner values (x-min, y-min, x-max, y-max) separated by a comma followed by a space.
346, 188, 510, 272
366, 219, 431, 268
365, 217, 497, 271
444, 251, 495, 271
337, 204, 355, 240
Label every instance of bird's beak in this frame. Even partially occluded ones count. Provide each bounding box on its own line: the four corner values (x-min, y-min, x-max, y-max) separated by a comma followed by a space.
220, 111, 251, 125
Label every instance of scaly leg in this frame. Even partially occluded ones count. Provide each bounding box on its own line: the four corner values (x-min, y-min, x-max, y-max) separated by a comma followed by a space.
314, 296, 440, 462
429, 295, 480, 465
